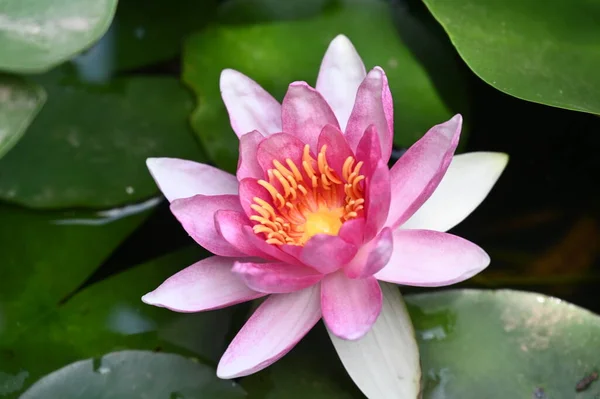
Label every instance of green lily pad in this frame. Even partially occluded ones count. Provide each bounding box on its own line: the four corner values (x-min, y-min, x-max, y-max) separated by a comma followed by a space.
0, 201, 155, 345
113, 0, 218, 71
19, 351, 246, 399
217, 0, 334, 24
407, 289, 600, 398
0, 75, 45, 159
183, 0, 452, 172
0, 0, 117, 73
0, 66, 205, 209
422, 0, 600, 114
0, 246, 238, 398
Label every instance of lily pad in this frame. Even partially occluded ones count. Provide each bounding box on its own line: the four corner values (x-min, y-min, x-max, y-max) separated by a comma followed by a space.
0, 201, 155, 345
218, 0, 333, 24
0, 246, 237, 397
407, 289, 600, 398
422, 0, 600, 114
0, 66, 205, 209
0, 0, 117, 73
183, 0, 452, 171
20, 351, 246, 399
113, 0, 218, 71
0, 75, 45, 159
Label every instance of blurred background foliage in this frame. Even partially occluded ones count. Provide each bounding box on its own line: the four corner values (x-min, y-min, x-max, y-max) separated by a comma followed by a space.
0, 0, 599, 397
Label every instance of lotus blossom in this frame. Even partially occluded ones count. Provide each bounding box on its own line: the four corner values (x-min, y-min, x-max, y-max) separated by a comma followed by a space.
142, 35, 508, 381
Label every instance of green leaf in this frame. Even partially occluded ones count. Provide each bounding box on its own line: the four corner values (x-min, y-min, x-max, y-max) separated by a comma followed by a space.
218, 0, 334, 24
183, 0, 452, 172
0, 247, 238, 397
0, 0, 117, 73
422, 0, 600, 114
19, 351, 246, 399
113, 0, 219, 71
407, 289, 600, 398
0, 201, 154, 345
0, 66, 205, 209
0, 75, 46, 159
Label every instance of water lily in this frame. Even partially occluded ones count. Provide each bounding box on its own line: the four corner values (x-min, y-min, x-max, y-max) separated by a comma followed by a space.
142, 34, 508, 388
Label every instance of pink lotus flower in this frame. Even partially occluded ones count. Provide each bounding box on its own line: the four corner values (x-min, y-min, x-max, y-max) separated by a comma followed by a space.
142, 35, 508, 381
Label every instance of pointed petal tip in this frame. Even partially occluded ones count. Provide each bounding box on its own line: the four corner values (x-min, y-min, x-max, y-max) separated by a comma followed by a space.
141, 291, 159, 306
215, 364, 241, 379
450, 113, 463, 125
219, 68, 240, 86
289, 80, 310, 88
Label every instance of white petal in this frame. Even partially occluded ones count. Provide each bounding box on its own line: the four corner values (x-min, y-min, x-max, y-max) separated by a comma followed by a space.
401, 152, 509, 232
220, 69, 282, 137
146, 158, 238, 202
328, 282, 421, 399
316, 35, 366, 131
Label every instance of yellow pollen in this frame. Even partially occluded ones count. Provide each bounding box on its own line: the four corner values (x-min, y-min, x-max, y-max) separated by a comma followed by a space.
251, 144, 365, 246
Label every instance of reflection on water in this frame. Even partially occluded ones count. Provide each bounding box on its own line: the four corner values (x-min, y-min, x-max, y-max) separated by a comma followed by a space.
424, 368, 453, 399
106, 305, 157, 335
51, 196, 161, 226
0, 370, 28, 396
71, 24, 116, 84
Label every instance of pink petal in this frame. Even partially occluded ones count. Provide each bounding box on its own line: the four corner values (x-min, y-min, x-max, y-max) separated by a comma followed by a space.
281, 82, 340, 149
321, 272, 382, 340
344, 228, 393, 279
256, 132, 306, 175
316, 34, 366, 131
141, 256, 265, 312
237, 130, 265, 180
214, 210, 266, 257
170, 194, 246, 257
345, 67, 393, 162
385, 114, 462, 230
374, 229, 490, 287
242, 226, 303, 265
217, 285, 321, 378
364, 160, 391, 241
147, 158, 238, 202
300, 234, 357, 274
338, 218, 366, 247
232, 261, 323, 294
317, 124, 353, 176
220, 69, 281, 137
355, 125, 382, 177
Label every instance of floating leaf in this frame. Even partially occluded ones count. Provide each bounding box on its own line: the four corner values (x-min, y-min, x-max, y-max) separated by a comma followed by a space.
218, 0, 333, 24
0, 0, 117, 73
408, 289, 600, 398
0, 75, 45, 159
113, 0, 219, 71
0, 202, 154, 345
422, 0, 600, 114
0, 247, 237, 397
183, 0, 452, 171
20, 351, 246, 399
0, 66, 205, 209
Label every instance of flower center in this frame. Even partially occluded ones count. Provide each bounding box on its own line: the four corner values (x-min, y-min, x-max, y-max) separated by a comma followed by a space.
250, 144, 365, 246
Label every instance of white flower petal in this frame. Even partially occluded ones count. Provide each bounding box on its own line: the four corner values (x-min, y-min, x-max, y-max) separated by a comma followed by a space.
328, 282, 421, 399
146, 157, 238, 202
401, 152, 509, 232
316, 35, 366, 131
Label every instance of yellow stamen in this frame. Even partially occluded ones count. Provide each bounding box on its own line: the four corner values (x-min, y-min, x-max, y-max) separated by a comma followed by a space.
252, 144, 365, 246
